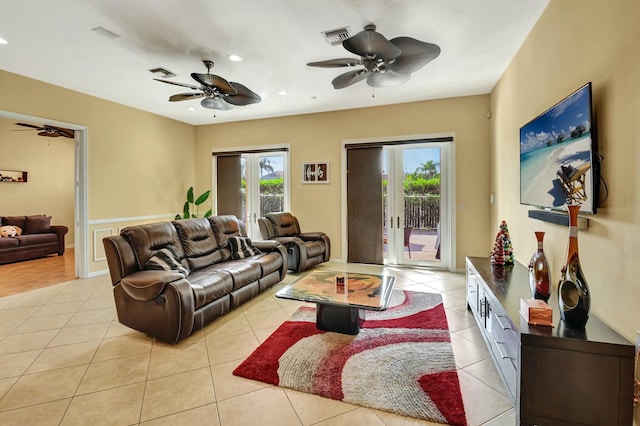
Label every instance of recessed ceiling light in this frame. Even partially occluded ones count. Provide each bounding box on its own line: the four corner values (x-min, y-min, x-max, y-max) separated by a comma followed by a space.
0, 36, 8, 45
186, 107, 196, 111
278, 90, 288, 96
227, 54, 243, 62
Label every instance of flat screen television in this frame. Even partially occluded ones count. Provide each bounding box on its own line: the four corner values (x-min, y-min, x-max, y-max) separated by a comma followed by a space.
520, 82, 599, 214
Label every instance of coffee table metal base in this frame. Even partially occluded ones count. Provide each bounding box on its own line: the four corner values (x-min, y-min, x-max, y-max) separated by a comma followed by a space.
316, 304, 365, 335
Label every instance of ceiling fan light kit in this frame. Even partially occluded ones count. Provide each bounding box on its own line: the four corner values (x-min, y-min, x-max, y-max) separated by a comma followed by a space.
154, 59, 261, 112
308, 24, 441, 89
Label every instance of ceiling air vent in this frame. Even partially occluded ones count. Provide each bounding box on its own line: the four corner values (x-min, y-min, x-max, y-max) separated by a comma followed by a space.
148, 67, 176, 79
91, 26, 121, 40
321, 27, 351, 46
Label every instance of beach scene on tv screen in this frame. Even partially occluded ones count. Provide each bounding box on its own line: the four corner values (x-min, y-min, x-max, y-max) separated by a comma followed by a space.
520, 85, 594, 213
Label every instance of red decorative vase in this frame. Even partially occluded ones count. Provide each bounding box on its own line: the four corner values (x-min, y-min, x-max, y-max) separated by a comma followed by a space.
558, 205, 590, 328
528, 231, 551, 302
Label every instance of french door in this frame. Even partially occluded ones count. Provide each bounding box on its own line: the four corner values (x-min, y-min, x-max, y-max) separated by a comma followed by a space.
242, 152, 288, 238
213, 148, 289, 240
384, 143, 451, 268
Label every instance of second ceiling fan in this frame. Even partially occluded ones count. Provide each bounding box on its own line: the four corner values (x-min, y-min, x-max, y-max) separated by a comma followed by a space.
14, 123, 74, 138
308, 24, 441, 89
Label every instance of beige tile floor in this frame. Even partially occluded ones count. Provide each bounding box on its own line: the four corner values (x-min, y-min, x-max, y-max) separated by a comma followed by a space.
0, 261, 515, 425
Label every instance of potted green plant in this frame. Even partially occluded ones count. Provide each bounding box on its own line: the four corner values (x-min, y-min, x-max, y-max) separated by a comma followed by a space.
175, 186, 213, 219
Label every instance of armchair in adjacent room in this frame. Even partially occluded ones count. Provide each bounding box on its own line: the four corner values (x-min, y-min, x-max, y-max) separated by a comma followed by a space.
258, 212, 330, 272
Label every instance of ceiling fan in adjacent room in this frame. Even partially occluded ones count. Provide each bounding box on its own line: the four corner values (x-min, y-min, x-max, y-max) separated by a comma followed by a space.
14, 123, 75, 138
154, 60, 261, 111
307, 24, 441, 89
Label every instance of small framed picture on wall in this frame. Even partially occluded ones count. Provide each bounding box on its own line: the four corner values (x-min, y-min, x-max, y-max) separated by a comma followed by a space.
302, 162, 329, 184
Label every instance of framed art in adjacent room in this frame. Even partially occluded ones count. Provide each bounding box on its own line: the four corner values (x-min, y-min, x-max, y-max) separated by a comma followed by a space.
302, 162, 329, 184
0, 169, 28, 182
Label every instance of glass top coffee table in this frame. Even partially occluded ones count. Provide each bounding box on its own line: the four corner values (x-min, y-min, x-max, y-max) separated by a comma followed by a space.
276, 269, 396, 335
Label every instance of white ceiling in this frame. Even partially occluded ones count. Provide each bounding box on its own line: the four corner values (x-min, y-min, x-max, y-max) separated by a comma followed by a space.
0, 0, 549, 126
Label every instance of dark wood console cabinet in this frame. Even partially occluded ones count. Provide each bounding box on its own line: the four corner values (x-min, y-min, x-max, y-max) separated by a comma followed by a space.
466, 256, 634, 425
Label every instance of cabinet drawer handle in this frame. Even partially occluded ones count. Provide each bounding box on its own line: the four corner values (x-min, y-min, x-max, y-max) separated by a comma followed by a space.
495, 315, 510, 330
495, 341, 510, 360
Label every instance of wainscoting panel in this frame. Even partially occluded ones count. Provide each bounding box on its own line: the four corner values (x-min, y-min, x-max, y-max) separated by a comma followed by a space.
93, 228, 113, 262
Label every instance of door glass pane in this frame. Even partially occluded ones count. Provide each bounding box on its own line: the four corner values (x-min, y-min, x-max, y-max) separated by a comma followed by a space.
259, 155, 284, 217
382, 150, 389, 261
402, 147, 441, 262
216, 150, 288, 239
240, 157, 248, 225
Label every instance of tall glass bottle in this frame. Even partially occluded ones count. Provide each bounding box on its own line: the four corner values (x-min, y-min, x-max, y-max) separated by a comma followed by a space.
528, 231, 551, 302
558, 205, 590, 327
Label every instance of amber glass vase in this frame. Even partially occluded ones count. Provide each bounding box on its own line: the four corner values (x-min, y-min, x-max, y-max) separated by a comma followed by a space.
528, 231, 551, 302
558, 205, 590, 328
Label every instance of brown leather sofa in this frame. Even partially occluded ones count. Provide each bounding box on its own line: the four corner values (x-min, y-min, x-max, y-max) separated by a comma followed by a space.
258, 212, 330, 272
103, 215, 287, 344
0, 215, 68, 265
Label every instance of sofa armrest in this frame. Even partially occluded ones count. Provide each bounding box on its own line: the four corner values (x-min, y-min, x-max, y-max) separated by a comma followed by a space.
120, 270, 185, 301
271, 236, 301, 245
299, 232, 331, 261
50, 225, 69, 255
298, 232, 325, 241
254, 240, 288, 279
253, 240, 281, 252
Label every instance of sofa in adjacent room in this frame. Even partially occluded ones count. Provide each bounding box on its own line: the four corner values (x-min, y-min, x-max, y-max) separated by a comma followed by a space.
0, 215, 69, 265
102, 215, 288, 344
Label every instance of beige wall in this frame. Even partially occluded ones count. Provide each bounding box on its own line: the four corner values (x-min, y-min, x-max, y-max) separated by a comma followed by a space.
490, 0, 640, 342
0, 69, 195, 274
195, 95, 492, 268
0, 69, 492, 274
0, 118, 75, 244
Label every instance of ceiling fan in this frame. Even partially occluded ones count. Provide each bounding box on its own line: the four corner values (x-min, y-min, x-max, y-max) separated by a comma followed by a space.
307, 24, 441, 89
154, 60, 261, 111
14, 123, 74, 138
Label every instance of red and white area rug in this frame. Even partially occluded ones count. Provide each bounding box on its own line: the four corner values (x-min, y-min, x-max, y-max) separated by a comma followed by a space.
233, 290, 467, 425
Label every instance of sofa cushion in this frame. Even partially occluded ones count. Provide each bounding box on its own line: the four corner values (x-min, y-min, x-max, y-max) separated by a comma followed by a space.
25, 215, 51, 234
16, 233, 58, 246
265, 212, 299, 237
0, 238, 19, 249
144, 247, 189, 276
209, 216, 245, 261
229, 237, 261, 259
122, 221, 189, 272
2, 216, 26, 230
247, 251, 283, 276
209, 261, 262, 291
173, 218, 224, 270
185, 269, 233, 309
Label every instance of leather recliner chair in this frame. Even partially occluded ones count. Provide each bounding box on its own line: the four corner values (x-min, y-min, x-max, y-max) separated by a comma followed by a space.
258, 212, 330, 272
